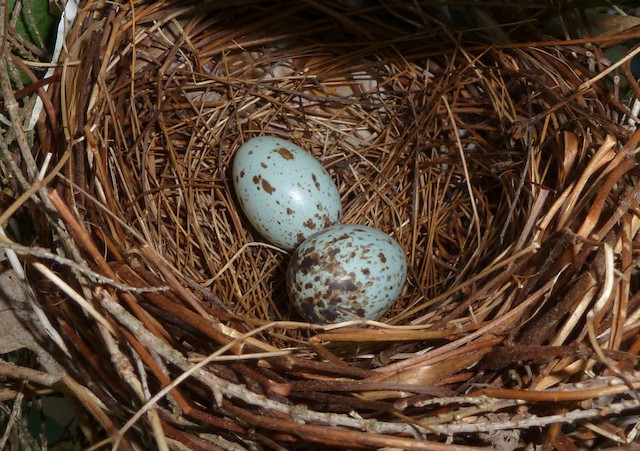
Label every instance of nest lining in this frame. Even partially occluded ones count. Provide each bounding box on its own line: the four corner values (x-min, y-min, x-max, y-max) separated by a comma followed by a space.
86, 20, 559, 327
4, 0, 640, 449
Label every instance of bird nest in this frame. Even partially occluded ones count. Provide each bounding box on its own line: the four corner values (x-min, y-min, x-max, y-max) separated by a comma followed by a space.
3, 0, 640, 449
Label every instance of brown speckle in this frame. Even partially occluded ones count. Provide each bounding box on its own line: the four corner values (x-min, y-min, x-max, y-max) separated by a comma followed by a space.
303, 218, 316, 229
240, 170, 245, 177
286, 208, 294, 215
275, 147, 294, 160
329, 280, 358, 292
261, 179, 275, 194
327, 247, 340, 257
312, 173, 320, 190
298, 256, 317, 275
260, 162, 268, 168
361, 268, 370, 276
252, 175, 260, 185
379, 252, 387, 263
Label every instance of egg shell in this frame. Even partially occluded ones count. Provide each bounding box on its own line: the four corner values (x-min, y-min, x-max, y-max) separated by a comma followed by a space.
232, 136, 342, 250
286, 224, 407, 324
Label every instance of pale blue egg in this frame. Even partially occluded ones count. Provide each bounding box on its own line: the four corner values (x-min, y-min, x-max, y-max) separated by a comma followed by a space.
232, 136, 342, 250
286, 224, 407, 324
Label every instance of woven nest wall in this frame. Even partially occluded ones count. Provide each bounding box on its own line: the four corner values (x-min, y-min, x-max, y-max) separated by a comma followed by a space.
7, 0, 640, 449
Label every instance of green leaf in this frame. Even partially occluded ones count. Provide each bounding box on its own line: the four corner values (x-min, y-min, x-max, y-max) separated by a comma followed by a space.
8, 0, 58, 53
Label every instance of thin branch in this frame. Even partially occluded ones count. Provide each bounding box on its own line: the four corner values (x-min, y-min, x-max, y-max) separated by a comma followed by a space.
0, 237, 168, 293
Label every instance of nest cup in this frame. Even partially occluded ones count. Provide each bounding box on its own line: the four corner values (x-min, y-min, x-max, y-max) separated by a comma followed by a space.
72, 6, 534, 326
26, 0, 640, 448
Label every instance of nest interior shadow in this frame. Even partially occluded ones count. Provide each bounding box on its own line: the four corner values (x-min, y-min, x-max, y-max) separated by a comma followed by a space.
21, 0, 640, 448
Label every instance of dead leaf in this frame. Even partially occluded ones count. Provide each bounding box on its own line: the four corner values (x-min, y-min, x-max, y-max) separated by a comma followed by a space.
587, 12, 640, 36
0, 270, 65, 378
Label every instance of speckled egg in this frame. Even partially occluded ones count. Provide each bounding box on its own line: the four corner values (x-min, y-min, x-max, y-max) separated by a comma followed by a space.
232, 136, 342, 250
286, 224, 407, 324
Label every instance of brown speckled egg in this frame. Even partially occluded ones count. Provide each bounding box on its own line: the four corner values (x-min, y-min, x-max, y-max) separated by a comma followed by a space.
232, 136, 342, 250
286, 224, 407, 324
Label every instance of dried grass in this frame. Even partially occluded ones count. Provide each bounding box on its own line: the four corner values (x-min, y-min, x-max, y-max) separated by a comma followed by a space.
3, 0, 640, 449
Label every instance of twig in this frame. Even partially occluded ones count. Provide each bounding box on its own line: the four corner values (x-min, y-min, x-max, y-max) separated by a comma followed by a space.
0, 384, 24, 449
578, 43, 640, 93
33, 261, 117, 336
442, 398, 640, 435
0, 52, 39, 180
0, 359, 59, 387
0, 237, 168, 293
0, 149, 69, 227
59, 374, 134, 451
382, 265, 561, 374
100, 293, 640, 438
95, 293, 278, 450
100, 295, 427, 436
0, 226, 71, 356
